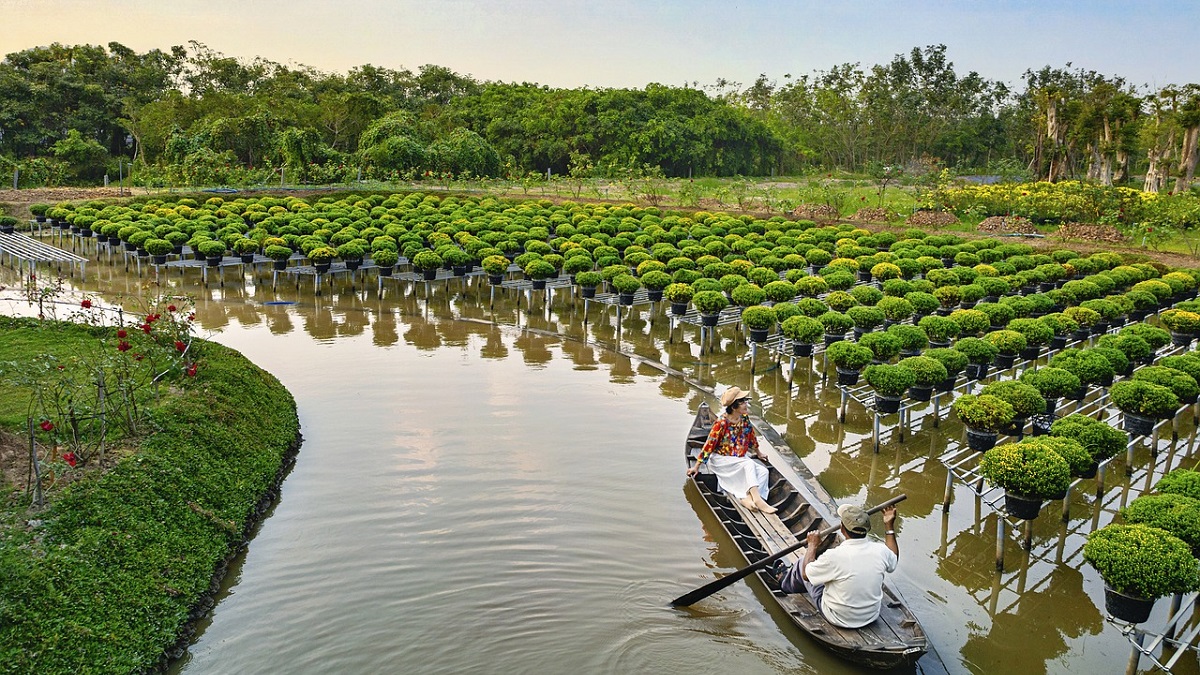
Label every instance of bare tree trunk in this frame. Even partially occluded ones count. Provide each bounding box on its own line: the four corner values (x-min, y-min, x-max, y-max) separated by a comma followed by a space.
1175, 125, 1199, 193
1114, 150, 1129, 184
1085, 142, 1101, 181
1046, 102, 1062, 182
1145, 145, 1172, 193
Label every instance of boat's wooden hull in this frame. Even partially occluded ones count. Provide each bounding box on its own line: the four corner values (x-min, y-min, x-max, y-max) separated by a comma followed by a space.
685, 402, 928, 670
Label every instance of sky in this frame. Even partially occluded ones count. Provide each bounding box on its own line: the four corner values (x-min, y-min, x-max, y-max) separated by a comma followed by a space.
1, 0, 1195, 92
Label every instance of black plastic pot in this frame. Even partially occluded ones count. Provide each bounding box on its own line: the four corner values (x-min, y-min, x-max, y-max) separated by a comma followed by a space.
314, 262, 331, 274
273, 259, 289, 271
965, 428, 997, 451
1019, 346, 1041, 360
452, 265, 468, 277
1003, 492, 1044, 520
874, 394, 902, 413
792, 342, 814, 357
908, 385, 933, 402
647, 289, 664, 302
532, 278, 548, 290
422, 268, 438, 281
1104, 587, 1156, 624
965, 363, 990, 380
1171, 332, 1194, 348
748, 328, 769, 343
824, 333, 846, 347
206, 255, 223, 267
1050, 336, 1068, 350
617, 292, 634, 305
994, 353, 1017, 370
936, 375, 958, 393
670, 301, 687, 315
151, 254, 167, 265
378, 265, 394, 277
835, 367, 861, 386
1123, 412, 1156, 437
700, 312, 719, 327
489, 274, 505, 286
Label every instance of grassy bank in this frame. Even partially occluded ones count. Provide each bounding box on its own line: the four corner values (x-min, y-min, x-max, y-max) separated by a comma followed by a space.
0, 316, 300, 673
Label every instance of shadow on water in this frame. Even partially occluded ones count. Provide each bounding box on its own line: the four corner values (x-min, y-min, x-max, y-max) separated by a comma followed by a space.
7, 258, 1200, 674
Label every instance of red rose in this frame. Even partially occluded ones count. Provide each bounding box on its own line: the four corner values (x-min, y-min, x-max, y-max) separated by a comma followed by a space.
167, 304, 177, 312
185, 363, 198, 377
175, 340, 186, 352
187, 313, 196, 322
1147, 227, 1154, 232
117, 340, 131, 352
81, 299, 92, 309
142, 324, 152, 333
62, 452, 77, 468
117, 329, 127, 338
134, 353, 144, 361
39, 420, 53, 432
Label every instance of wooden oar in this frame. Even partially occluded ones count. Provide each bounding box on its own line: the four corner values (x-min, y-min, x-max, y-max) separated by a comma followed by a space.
670, 494, 907, 608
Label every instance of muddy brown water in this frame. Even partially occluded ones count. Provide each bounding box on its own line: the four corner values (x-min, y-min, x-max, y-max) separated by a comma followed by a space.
2, 252, 1198, 675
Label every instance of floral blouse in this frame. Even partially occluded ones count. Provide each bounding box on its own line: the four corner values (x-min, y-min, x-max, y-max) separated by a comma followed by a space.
696, 416, 759, 465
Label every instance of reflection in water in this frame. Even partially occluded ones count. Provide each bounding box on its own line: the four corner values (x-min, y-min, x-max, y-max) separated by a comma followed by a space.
8, 254, 1200, 675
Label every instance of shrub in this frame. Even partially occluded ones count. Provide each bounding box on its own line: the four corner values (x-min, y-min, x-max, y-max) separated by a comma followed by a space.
1091, 347, 1130, 376
983, 329, 1027, 355
979, 380, 1046, 418
953, 394, 1016, 432
1039, 313, 1079, 337
524, 259, 557, 280
795, 275, 829, 297
741, 305, 776, 330
1049, 413, 1126, 461
825, 290, 858, 312
781, 315, 823, 343
1160, 354, 1200, 383
959, 284, 986, 304
933, 285, 961, 308
610, 273, 642, 294
264, 244, 294, 262
871, 262, 903, 281
772, 301, 801, 323
144, 238, 173, 256
663, 282, 694, 303
640, 270, 673, 291
898, 355, 948, 387
827, 341, 874, 370
575, 270, 603, 288
411, 250, 443, 271
876, 296, 914, 322
860, 332, 903, 362
1007, 318, 1054, 347
1097, 333, 1153, 361
1121, 323, 1171, 350
763, 280, 797, 302
1110, 380, 1181, 419
887, 324, 928, 352
482, 255, 511, 275
847, 305, 886, 331
1084, 524, 1200, 599
1020, 367, 1082, 399
974, 302, 1015, 329
1134, 366, 1200, 403
336, 242, 365, 261
864, 364, 916, 396
918, 315, 961, 342
954, 336, 999, 365
905, 291, 939, 315
818, 311, 854, 334
1024, 436, 1092, 476
372, 249, 399, 267
978, 440, 1071, 500
692, 290, 729, 314
850, 285, 884, 307
948, 309, 990, 336
796, 298, 828, 317
926, 347, 968, 376
1160, 309, 1200, 335
1157, 469, 1200, 500
1063, 306, 1101, 328
197, 240, 228, 258
1121, 494, 1200, 555
1049, 349, 1115, 385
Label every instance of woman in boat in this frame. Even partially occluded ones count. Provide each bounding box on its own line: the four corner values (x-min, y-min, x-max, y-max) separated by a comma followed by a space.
686, 387, 776, 513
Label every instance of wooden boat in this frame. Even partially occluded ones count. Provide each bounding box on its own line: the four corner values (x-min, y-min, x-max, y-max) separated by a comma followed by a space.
685, 401, 929, 670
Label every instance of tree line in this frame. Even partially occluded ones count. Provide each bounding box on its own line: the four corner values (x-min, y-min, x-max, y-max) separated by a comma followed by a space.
0, 41, 1196, 191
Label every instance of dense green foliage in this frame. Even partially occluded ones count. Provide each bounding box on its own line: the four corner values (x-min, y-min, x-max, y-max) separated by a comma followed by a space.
0, 319, 299, 673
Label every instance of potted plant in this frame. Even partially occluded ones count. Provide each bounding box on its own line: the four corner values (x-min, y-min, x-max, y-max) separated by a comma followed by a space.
828, 341, 873, 386
887, 324, 929, 357
847, 305, 885, 341
412, 250, 444, 280
1039, 313, 1080, 350
1134, 366, 1200, 405
1160, 309, 1200, 347
1049, 349, 1116, 390
918, 315, 960, 347
1121, 323, 1171, 353
29, 203, 50, 223
864, 364, 915, 413
692, 290, 729, 326
197, 240, 228, 267
234, 237, 262, 264
265, 244, 294, 271
363, 248, 396, 276
860, 332, 902, 364
740, 305, 776, 343
1084, 524, 1200, 623
763, 280, 797, 304
818, 311, 854, 346
897, 355, 947, 402
983, 330, 1028, 369
948, 309, 990, 338
570, 270, 601, 298
144, 238, 174, 265
906, 291, 939, 319
482, 255, 511, 285
1049, 414, 1126, 470
525, 259, 558, 290
663, 282, 695, 314
979, 380, 1046, 435
781, 315, 823, 356
444, 247, 474, 276
307, 245, 337, 274
933, 285, 961, 313
979, 440, 1071, 519
606, 273, 639, 305
954, 337, 999, 380
877, 296, 914, 325
640, 270, 673, 302
1008, 318, 1054, 360
825, 290, 858, 313
1111, 380, 1181, 436
1122, 494, 1200, 556
1019, 367, 1081, 418
926, 347, 968, 392
1097, 333, 1153, 369
952, 394, 1016, 451
730, 282, 766, 308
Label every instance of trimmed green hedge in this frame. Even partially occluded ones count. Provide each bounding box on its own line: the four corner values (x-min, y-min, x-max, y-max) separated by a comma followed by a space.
0, 330, 299, 674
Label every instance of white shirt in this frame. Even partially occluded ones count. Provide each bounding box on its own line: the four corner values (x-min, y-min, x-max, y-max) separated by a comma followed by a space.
805, 537, 898, 628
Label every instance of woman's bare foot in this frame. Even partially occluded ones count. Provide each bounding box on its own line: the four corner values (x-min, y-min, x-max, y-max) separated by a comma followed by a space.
740, 495, 759, 511
752, 492, 777, 514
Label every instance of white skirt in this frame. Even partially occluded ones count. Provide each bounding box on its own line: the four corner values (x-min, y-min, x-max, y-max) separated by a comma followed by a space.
709, 454, 770, 501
